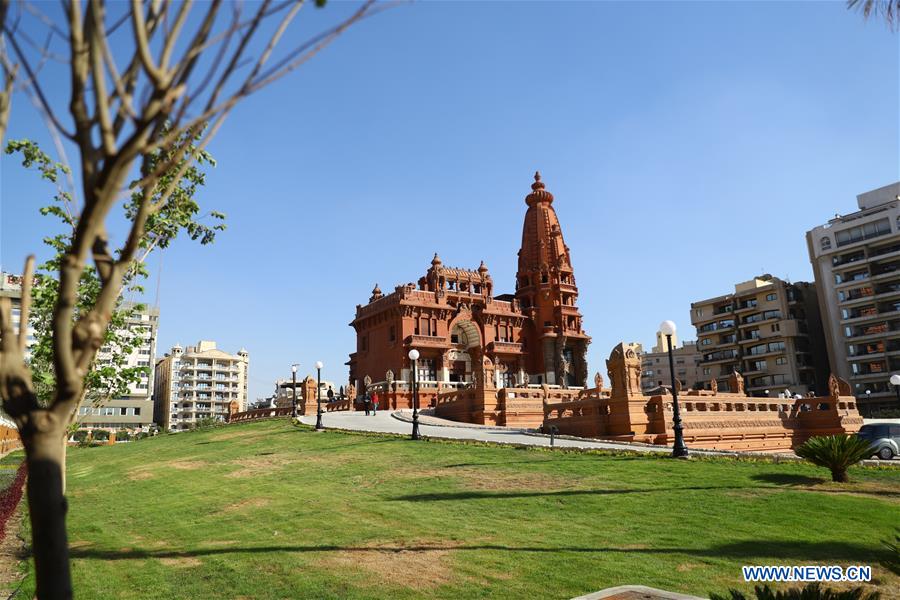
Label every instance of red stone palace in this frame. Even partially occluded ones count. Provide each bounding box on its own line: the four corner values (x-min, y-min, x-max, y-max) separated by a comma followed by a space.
347, 172, 590, 405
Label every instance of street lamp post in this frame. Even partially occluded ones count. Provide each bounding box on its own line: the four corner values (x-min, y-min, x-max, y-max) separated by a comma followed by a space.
315, 361, 324, 430
290, 364, 299, 418
408, 349, 421, 440
660, 320, 688, 458
891, 374, 900, 409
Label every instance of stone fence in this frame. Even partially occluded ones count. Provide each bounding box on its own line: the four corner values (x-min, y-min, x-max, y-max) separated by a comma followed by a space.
226, 406, 294, 423
541, 342, 863, 452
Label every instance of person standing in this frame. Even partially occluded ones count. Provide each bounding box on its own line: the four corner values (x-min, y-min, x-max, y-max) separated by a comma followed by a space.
371, 391, 379, 416
364, 393, 371, 416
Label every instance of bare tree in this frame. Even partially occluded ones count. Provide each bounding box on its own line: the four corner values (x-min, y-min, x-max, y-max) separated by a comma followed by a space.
848, 0, 900, 30
0, 1, 383, 597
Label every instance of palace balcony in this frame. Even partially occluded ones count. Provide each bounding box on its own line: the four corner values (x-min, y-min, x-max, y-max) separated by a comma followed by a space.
405, 334, 450, 349
487, 341, 524, 354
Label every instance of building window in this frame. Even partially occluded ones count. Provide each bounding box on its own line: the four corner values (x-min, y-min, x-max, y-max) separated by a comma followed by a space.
766, 293, 777, 301
417, 359, 437, 382
775, 357, 787, 365
821, 237, 832, 250
771, 324, 780, 332
702, 368, 711, 375
835, 218, 891, 247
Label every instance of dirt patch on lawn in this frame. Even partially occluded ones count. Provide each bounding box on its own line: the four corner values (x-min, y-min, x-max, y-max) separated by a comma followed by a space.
0, 510, 27, 597
169, 460, 208, 471
225, 455, 297, 479
401, 466, 574, 492
222, 498, 269, 512
317, 540, 457, 590
159, 556, 202, 568
127, 469, 155, 481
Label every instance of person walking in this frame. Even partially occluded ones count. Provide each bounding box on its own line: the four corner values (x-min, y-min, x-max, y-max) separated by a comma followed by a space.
371, 391, 379, 416
364, 393, 371, 416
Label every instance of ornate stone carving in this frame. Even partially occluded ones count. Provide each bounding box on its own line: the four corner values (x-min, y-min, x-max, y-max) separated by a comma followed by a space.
675, 379, 683, 393
729, 371, 745, 396
710, 378, 718, 395
606, 342, 643, 398
363, 374, 372, 390
837, 376, 852, 396
828, 374, 840, 399
594, 372, 604, 390
386, 370, 394, 385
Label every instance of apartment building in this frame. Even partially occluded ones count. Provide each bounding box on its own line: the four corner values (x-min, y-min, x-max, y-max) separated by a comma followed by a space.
806, 181, 900, 413
76, 302, 159, 430
640, 340, 702, 392
690, 275, 829, 396
153, 341, 249, 431
2, 272, 159, 429
0, 271, 36, 357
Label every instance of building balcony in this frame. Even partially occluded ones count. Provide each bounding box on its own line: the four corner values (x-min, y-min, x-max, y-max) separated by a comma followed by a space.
405, 334, 450, 349
487, 341, 524, 354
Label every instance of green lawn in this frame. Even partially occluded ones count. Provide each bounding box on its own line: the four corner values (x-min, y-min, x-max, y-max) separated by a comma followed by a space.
12, 420, 900, 599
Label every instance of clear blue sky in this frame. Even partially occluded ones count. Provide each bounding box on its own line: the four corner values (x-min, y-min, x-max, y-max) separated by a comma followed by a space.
1, 1, 898, 401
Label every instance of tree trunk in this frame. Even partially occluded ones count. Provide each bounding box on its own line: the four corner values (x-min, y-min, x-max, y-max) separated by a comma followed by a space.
832, 468, 849, 483
23, 423, 72, 599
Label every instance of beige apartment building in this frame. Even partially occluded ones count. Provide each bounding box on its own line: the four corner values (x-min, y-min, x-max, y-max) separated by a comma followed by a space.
690, 275, 829, 396
640, 340, 702, 392
806, 182, 900, 414
153, 341, 249, 431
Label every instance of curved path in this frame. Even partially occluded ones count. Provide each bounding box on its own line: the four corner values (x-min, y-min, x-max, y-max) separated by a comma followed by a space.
299, 410, 671, 454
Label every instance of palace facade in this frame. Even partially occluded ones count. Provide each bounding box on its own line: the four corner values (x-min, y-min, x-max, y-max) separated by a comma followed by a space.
347, 173, 591, 401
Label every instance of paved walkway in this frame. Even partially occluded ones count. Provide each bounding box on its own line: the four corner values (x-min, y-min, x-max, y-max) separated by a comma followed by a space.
300, 410, 669, 454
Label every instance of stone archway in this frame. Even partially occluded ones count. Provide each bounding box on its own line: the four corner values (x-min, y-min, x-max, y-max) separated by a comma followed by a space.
448, 318, 482, 383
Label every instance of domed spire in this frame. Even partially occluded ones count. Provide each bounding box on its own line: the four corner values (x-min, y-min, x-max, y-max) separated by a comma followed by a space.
431, 252, 442, 267
478, 260, 489, 274
526, 170, 554, 206
369, 283, 383, 302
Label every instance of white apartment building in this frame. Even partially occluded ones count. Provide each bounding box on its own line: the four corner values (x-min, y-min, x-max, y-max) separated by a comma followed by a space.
76, 302, 159, 430
3, 272, 159, 429
806, 181, 900, 413
153, 341, 249, 431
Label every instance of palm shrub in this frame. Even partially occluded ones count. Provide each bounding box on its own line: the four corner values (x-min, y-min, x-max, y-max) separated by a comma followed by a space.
795, 434, 874, 482
710, 583, 879, 599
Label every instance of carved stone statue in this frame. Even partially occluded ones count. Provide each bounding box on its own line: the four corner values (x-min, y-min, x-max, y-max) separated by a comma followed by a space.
710, 378, 718, 395
560, 357, 571, 389
594, 372, 604, 390
347, 382, 356, 401
363, 374, 372, 390
674, 379, 683, 393
729, 370, 745, 396
828, 373, 840, 399
386, 369, 394, 391
605, 342, 643, 398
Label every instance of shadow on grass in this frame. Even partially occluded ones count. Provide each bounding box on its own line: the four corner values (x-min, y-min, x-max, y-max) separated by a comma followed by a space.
751, 473, 825, 486
389, 486, 755, 501
69, 540, 888, 563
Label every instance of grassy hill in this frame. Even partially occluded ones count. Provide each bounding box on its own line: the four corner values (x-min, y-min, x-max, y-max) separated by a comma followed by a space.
13, 420, 900, 599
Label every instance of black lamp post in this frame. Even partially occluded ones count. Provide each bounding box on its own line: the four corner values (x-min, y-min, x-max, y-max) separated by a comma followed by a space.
408, 348, 421, 440
660, 320, 688, 458
315, 361, 324, 430
290, 364, 299, 418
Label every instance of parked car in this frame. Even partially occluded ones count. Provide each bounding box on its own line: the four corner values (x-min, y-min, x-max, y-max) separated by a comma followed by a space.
856, 423, 900, 460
